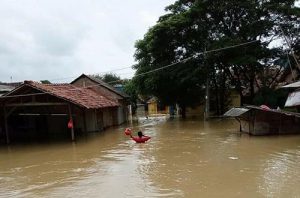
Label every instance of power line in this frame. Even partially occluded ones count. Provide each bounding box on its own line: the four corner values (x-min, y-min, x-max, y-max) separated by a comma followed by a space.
44, 40, 259, 83
92, 66, 133, 76
85, 40, 259, 87
44, 66, 133, 82
135, 40, 259, 77
0, 40, 259, 98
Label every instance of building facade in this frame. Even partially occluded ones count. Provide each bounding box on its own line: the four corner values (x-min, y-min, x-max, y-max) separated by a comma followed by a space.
71, 74, 129, 126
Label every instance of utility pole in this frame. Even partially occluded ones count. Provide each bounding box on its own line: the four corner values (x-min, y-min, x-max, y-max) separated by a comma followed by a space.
204, 47, 210, 120
205, 78, 210, 120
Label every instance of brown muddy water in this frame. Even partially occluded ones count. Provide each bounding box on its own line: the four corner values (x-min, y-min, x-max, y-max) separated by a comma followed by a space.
0, 117, 300, 198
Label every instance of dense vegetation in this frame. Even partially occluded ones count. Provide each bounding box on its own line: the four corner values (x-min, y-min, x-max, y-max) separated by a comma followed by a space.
132, 0, 300, 116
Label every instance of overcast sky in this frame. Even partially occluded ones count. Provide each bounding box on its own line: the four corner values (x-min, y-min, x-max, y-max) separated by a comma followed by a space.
0, 0, 175, 83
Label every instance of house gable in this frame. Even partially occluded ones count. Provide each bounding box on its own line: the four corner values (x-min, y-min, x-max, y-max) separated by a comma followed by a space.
71, 74, 128, 102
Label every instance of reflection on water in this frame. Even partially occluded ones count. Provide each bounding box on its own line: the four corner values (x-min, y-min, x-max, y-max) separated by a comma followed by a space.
1, 117, 300, 197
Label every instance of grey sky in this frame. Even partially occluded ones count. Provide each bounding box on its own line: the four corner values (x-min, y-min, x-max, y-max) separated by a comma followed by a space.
0, 0, 175, 83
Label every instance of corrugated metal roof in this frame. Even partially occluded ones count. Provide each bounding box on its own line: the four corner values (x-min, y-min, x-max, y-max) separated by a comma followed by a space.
224, 105, 300, 118
285, 90, 300, 107
246, 105, 300, 117
224, 107, 249, 117
281, 81, 300, 88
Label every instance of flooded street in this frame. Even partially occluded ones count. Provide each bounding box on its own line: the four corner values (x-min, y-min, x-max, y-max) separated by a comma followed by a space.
1, 117, 300, 198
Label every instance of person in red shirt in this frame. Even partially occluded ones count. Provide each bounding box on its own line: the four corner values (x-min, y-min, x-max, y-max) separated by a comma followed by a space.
131, 131, 151, 143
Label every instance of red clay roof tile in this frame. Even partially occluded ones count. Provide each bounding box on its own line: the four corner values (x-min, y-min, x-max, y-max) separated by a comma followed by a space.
25, 81, 119, 109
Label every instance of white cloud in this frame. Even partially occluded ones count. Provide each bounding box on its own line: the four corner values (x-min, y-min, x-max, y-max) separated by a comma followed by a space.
0, 0, 175, 82
139, 10, 161, 26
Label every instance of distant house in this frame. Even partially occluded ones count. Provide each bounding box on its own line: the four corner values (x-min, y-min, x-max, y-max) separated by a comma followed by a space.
133, 97, 146, 117
147, 97, 169, 115
0, 82, 21, 96
185, 89, 241, 118
224, 80, 300, 136
71, 74, 129, 125
113, 84, 125, 93
224, 105, 300, 135
0, 81, 119, 143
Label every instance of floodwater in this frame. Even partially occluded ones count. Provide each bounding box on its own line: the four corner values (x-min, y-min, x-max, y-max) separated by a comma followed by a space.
1, 117, 300, 198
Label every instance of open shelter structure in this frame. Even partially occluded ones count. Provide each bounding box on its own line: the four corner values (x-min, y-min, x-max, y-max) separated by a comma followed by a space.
224, 105, 300, 135
0, 81, 119, 143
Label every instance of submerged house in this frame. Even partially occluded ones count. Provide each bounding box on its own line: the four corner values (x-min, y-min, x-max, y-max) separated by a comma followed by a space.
225, 80, 300, 135
147, 97, 169, 115
71, 74, 129, 125
0, 81, 119, 143
185, 89, 241, 117
224, 105, 300, 135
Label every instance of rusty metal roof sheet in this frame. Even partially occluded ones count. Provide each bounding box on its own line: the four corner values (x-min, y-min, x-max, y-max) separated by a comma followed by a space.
285, 90, 300, 107
224, 107, 249, 117
224, 105, 300, 118
246, 105, 300, 117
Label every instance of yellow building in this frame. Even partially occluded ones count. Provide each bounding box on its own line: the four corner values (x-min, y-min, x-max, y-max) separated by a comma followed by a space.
147, 98, 169, 115
185, 89, 241, 118
229, 90, 241, 107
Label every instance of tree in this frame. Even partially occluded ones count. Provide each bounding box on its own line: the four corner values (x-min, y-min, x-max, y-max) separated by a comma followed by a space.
133, 0, 299, 116
92, 73, 121, 86
40, 80, 51, 84
123, 79, 139, 114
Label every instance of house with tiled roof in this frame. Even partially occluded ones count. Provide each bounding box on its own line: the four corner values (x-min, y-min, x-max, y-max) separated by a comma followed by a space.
71, 74, 129, 125
0, 81, 120, 143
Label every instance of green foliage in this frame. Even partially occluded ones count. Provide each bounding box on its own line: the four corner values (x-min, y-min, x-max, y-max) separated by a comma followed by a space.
92, 73, 121, 86
253, 87, 289, 108
40, 80, 51, 84
123, 79, 138, 113
133, 0, 299, 114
